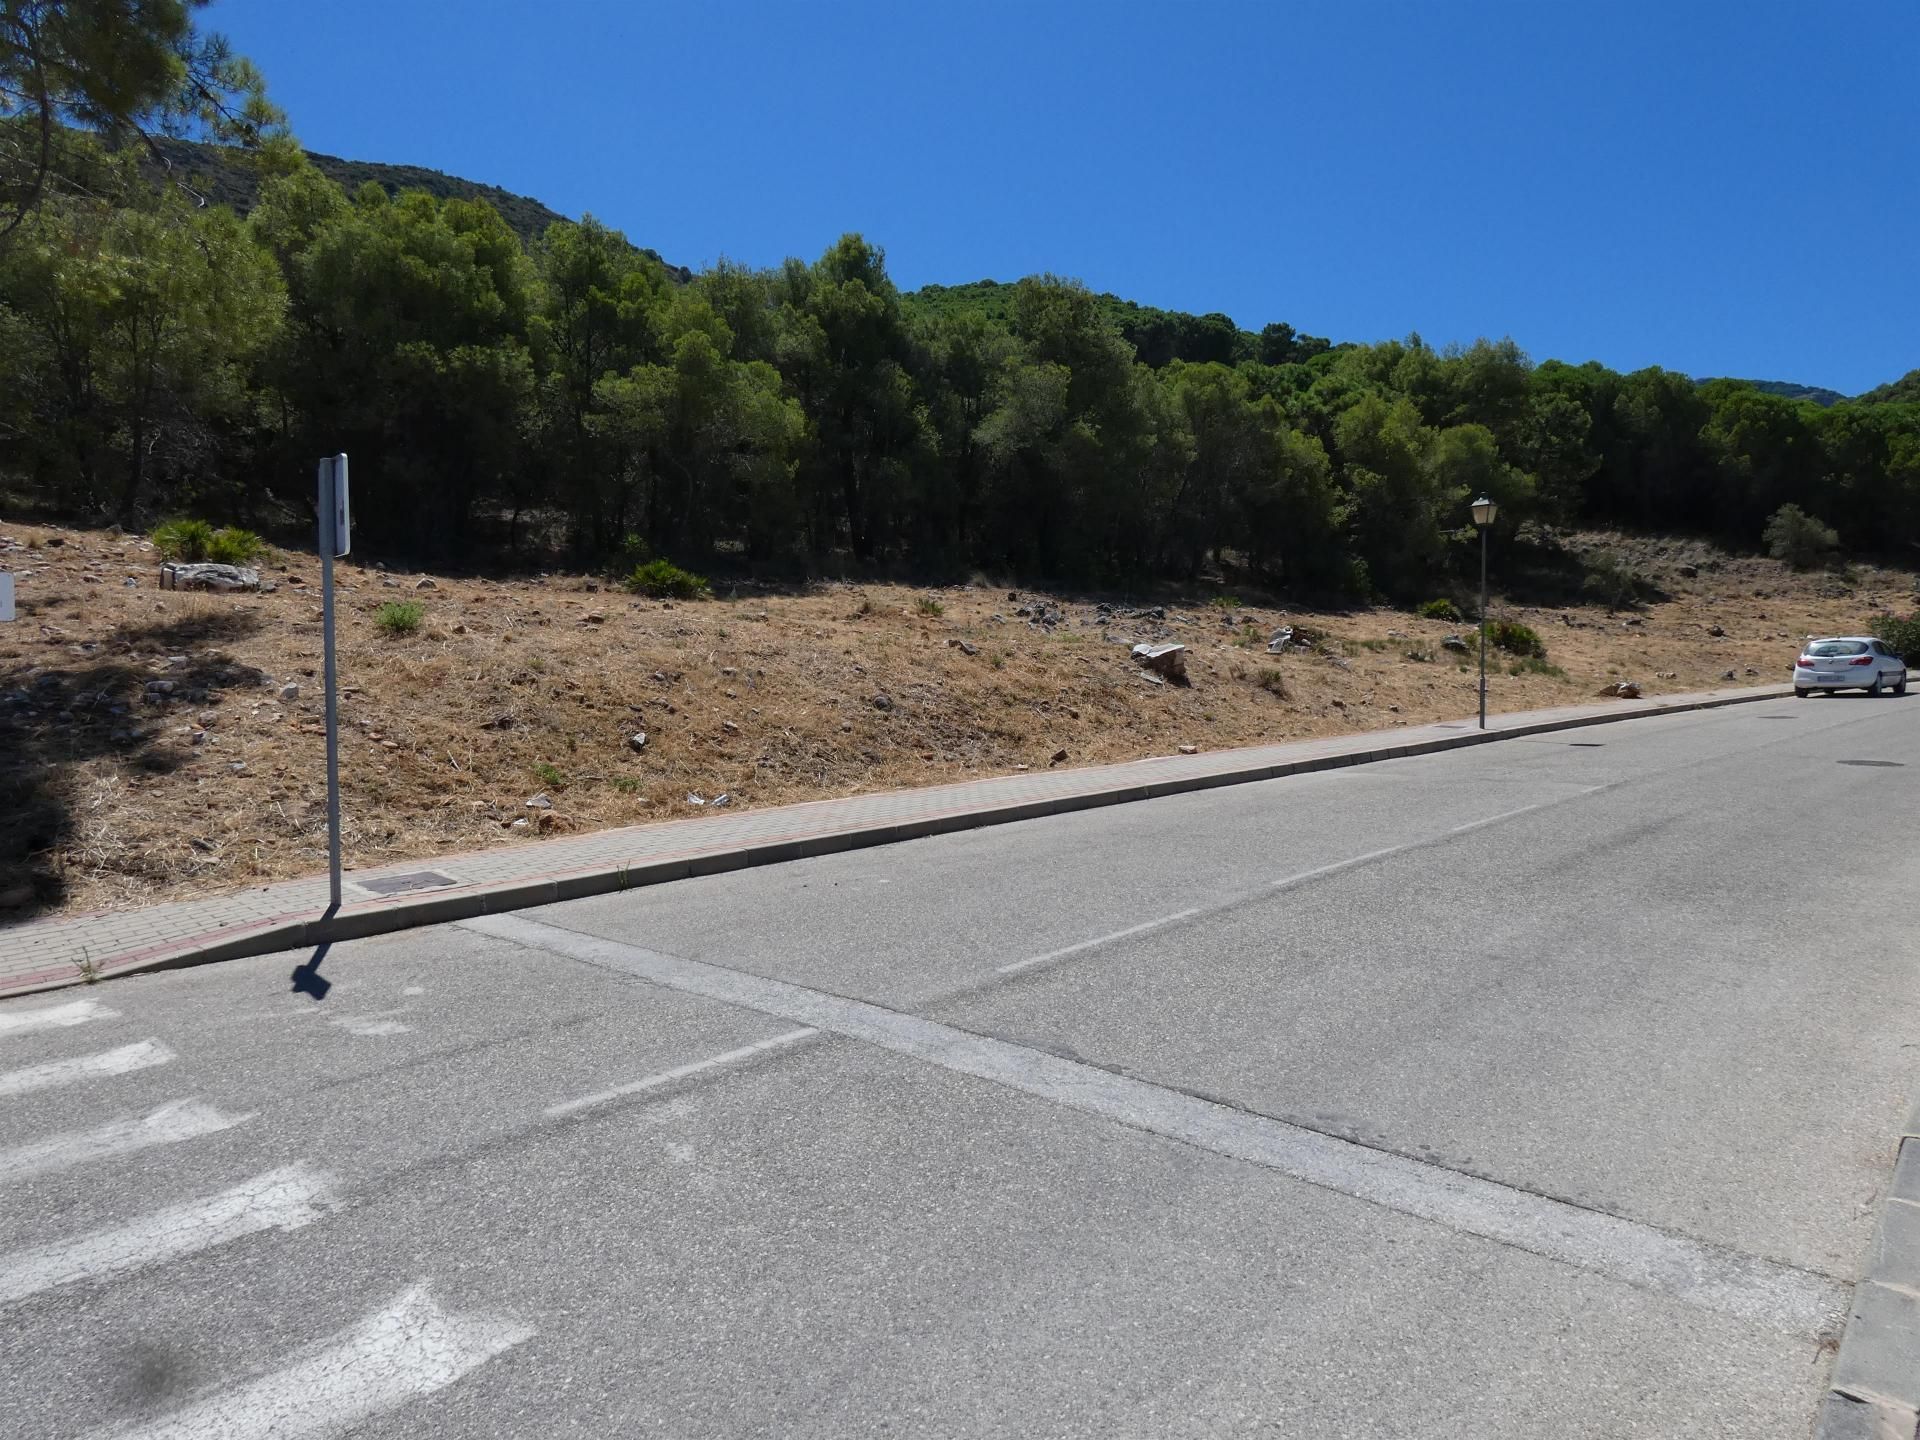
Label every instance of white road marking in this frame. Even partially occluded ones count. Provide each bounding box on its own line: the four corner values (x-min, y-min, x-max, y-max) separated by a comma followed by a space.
90, 1284, 531, 1440
468, 911, 1848, 1339
330, 1016, 412, 1037
996, 910, 1204, 976
0, 1040, 174, 1099
1269, 788, 1611, 894
0, 999, 119, 1038
546, 1028, 818, 1118
0, 1100, 250, 1182
0, 1165, 338, 1307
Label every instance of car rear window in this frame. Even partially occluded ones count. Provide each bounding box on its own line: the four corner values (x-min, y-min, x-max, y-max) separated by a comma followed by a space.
1807, 641, 1869, 656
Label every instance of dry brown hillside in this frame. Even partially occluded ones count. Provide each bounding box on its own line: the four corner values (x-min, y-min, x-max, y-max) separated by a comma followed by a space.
1, 522, 1913, 919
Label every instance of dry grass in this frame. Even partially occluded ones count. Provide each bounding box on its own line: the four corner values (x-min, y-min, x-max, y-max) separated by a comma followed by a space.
2, 521, 1913, 917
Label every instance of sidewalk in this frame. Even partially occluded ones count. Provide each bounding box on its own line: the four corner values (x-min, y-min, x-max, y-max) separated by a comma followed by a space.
0, 683, 1790, 997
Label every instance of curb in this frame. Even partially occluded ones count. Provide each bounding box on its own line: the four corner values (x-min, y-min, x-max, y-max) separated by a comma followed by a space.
3, 684, 1789, 997
1815, 1101, 1920, 1440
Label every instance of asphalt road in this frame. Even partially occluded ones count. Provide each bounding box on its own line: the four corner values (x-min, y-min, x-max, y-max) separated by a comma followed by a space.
3, 694, 1918, 1438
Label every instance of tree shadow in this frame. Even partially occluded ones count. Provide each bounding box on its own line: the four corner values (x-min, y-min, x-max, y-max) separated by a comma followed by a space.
0, 609, 271, 922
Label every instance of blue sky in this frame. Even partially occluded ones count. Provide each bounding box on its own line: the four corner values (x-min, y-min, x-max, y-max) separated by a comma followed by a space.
206, 0, 1915, 394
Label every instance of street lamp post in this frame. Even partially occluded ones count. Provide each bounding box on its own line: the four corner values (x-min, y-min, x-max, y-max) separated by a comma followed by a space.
1472, 494, 1497, 729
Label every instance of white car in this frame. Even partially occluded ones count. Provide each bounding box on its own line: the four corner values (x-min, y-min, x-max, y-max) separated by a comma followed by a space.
1793, 636, 1909, 697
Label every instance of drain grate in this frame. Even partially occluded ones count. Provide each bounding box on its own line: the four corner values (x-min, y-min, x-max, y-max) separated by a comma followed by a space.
355, 870, 458, 896
1837, 760, 1905, 768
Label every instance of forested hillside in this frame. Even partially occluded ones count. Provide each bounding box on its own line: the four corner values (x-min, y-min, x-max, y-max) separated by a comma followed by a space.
2, 133, 1917, 601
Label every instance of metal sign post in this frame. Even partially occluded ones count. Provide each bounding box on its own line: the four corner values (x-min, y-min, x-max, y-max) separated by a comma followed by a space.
317, 454, 351, 908
0, 571, 14, 624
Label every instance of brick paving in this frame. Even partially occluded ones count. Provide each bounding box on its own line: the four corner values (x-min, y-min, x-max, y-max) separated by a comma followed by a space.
0, 683, 1789, 997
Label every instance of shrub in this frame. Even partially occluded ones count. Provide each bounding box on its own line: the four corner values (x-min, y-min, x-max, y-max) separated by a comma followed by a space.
1581, 553, 1645, 612
151, 518, 216, 562
915, 596, 945, 617
532, 761, 567, 789
1763, 504, 1838, 571
1416, 598, 1462, 622
1872, 613, 1920, 664
1254, 667, 1288, 697
1508, 656, 1568, 679
1208, 595, 1242, 611
1475, 619, 1545, 658
206, 527, 263, 565
625, 558, 711, 599
374, 600, 423, 636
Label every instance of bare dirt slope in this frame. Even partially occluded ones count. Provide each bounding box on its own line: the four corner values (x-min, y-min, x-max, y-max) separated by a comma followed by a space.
2, 522, 1912, 919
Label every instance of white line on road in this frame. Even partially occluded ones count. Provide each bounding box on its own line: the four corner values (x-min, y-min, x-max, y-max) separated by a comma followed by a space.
0, 1040, 174, 1099
546, 1028, 819, 1118
997, 910, 1204, 976
89, 1284, 531, 1440
0, 1100, 251, 1183
1269, 788, 1611, 894
0, 1165, 338, 1307
0, 999, 119, 1038
468, 911, 1848, 1339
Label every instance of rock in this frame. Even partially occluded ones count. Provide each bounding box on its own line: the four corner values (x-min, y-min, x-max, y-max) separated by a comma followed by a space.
1050, 748, 1068, 766
710, 792, 732, 808
628, 732, 648, 752
510, 818, 530, 830
1679, 564, 1699, 577
686, 793, 706, 806
1441, 635, 1470, 653
871, 694, 894, 712
1722, 669, 1737, 681
166, 655, 189, 667
1177, 744, 1198, 755
159, 562, 259, 593
0, 884, 32, 909
1598, 681, 1642, 699
525, 793, 553, 809
1268, 625, 1294, 653
1745, 667, 1759, 676
946, 638, 980, 656
280, 683, 300, 702
1131, 642, 1189, 681
582, 612, 606, 624
721, 720, 739, 734
1707, 625, 1726, 637
1622, 617, 1644, 627
414, 577, 437, 590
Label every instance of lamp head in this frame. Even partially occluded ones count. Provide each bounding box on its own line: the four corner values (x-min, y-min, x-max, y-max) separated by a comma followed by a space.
1471, 495, 1497, 528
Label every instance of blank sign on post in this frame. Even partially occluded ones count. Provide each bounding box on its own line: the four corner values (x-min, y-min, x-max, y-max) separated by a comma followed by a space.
0, 571, 13, 623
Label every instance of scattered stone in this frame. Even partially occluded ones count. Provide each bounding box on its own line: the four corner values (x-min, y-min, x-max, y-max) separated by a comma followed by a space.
1131, 642, 1189, 681
1598, 681, 1642, 699
1622, 617, 1645, 627
871, 694, 894, 712
230, 762, 247, 773
721, 720, 739, 734
1441, 635, 1470, 653
1745, 667, 1759, 676
1722, 669, 1737, 681
510, 818, 530, 830
628, 732, 648, 752
1177, 744, 1198, 755
710, 792, 732, 808
1679, 564, 1699, 577
1268, 625, 1294, 653
686, 793, 706, 806
1707, 625, 1726, 637
159, 562, 259, 593
946, 638, 980, 656
525, 793, 553, 809
1050, 748, 1068, 766
582, 612, 607, 624
414, 577, 437, 590
280, 683, 300, 702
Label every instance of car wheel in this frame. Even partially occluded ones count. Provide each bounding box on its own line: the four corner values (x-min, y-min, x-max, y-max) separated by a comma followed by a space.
1869, 675, 1884, 696
1795, 687, 1809, 698
1898, 673, 1910, 696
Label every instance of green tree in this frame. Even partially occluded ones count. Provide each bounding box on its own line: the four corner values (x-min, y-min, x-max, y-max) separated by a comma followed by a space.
1762, 503, 1837, 571
0, 0, 280, 241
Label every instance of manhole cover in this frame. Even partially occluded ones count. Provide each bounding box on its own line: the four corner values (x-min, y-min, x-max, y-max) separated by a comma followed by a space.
1837, 760, 1905, 768
355, 870, 458, 896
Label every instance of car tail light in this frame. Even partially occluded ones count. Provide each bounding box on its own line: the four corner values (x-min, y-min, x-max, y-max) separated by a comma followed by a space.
1797, 656, 1817, 668
1851, 655, 1875, 667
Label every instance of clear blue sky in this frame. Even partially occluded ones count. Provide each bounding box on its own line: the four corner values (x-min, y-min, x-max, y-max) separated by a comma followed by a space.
207, 0, 1915, 395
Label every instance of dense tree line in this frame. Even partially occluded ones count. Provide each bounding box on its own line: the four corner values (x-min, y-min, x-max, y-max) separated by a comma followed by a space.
3, 140, 1919, 598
